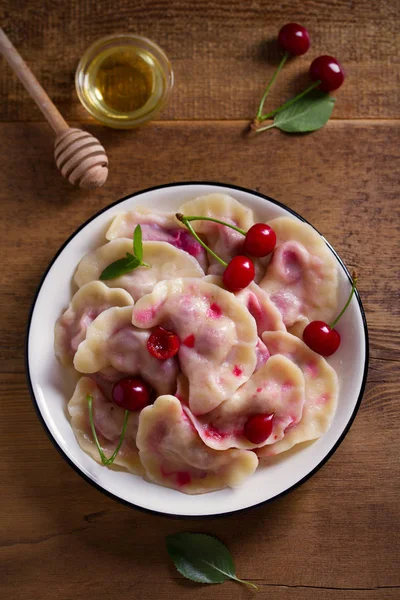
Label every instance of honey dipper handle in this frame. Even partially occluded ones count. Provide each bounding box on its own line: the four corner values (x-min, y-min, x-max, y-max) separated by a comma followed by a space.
0, 28, 69, 136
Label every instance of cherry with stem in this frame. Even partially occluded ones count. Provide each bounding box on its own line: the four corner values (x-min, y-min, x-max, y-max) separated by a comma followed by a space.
254, 23, 310, 125
303, 271, 358, 356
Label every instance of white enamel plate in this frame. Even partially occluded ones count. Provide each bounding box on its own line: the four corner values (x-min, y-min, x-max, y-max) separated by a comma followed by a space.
26, 183, 368, 517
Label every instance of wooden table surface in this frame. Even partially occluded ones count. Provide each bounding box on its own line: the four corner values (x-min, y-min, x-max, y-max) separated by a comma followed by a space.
1, 1, 399, 599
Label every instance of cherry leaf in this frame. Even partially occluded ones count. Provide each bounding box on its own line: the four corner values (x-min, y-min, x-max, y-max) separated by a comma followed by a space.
273, 90, 335, 133
166, 533, 257, 589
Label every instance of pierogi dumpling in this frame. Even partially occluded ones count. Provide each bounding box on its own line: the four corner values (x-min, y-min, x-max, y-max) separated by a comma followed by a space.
185, 355, 306, 451
74, 239, 204, 301
106, 205, 207, 270
74, 306, 179, 395
54, 281, 133, 366
132, 279, 258, 415
136, 395, 258, 494
205, 275, 285, 336
259, 217, 338, 334
258, 331, 338, 456
68, 377, 143, 474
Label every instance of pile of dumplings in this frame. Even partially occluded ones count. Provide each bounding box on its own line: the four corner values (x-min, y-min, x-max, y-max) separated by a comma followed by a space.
55, 194, 339, 494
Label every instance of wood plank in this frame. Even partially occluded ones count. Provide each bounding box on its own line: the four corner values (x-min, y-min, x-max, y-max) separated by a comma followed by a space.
0, 120, 399, 598
1, 0, 399, 121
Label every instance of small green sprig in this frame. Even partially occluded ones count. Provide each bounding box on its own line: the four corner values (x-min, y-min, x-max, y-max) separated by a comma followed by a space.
87, 394, 129, 466
100, 225, 150, 280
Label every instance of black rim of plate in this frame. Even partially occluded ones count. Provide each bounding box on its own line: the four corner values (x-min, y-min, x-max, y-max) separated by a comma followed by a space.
25, 181, 369, 520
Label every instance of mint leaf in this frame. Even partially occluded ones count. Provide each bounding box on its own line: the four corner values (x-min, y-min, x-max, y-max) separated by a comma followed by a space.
99, 225, 151, 280
166, 533, 257, 589
272, 90, 335, 133
133, 225, 143, 262
99, 256, 140, 280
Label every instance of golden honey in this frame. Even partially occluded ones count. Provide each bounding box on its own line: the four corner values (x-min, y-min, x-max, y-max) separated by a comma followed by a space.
76, 35, 173, 128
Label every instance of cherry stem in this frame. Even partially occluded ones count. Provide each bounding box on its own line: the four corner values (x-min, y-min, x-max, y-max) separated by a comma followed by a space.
256, 51, 289, 119
330, 271, 358, 329
179, 214, 246, 236
176, 213, 228, 267
87, 394, 129, 466
256, 80, 321, 132
230, 575, 259, 591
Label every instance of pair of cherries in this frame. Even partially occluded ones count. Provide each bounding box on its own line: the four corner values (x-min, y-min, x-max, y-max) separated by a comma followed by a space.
278, 23, 345, 92
176, 212, 277, 293
223, 223, 276, 292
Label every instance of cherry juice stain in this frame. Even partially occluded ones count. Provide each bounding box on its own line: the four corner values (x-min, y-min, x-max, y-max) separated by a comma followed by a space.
183, 334, 195, 347
207, 302, 222, 319
233, 365, 243, 377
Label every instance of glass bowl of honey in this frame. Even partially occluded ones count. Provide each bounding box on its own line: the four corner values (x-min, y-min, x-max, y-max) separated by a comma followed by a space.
75, 34, 173, 128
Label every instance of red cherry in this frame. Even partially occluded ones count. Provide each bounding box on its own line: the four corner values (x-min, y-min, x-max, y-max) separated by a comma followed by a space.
147, 326, 180, 360
310, 55, 345, 92
303, 320, 341, 356
222, 255, 255, 292
244, 413, 274, 444
243, 223, 276, 257
112, 377, 151, 411
278, 23, 310, 56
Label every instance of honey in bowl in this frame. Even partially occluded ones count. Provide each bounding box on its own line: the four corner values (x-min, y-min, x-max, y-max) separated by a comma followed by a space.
76, 35, 173, 129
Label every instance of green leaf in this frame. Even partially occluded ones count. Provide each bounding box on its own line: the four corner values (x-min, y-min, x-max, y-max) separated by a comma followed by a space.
99, 256, 140, 280
133, 225, 143, 261
166, 533, 257, 589
272, 90, 335, 133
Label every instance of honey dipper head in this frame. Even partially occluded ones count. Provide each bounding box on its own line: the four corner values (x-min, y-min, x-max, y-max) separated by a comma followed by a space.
54, 128, 108, 189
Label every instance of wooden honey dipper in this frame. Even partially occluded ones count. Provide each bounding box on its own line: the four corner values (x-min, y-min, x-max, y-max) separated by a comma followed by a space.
0, 28, 108, 189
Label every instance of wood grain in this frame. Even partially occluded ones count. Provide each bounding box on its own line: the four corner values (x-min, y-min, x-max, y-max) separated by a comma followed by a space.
0, 121, 399, 599
1, 0, 400, 122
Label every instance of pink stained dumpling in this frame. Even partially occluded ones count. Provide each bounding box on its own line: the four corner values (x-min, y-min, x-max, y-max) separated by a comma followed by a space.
136, 395, 258, 494
54, 281, 134, 366
259, 217, 339, 335
73, 306, 179, 396
258, 330, 338, 457
131, 278, 258, 415
204, 276, 285, 337
105, 205, 208, 270
68, 377, 143, 474
184, 355, 306, 451
74, 239, 205, 302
